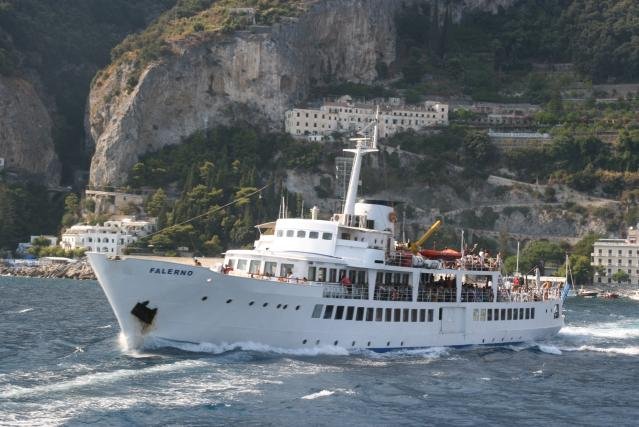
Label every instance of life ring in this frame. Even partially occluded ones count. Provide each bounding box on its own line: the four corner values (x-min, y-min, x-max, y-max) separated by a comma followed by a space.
388, 211, 398, 223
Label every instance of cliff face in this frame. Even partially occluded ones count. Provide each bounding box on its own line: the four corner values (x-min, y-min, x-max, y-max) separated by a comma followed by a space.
88, 0, 515, 186
0, 76, 60, 183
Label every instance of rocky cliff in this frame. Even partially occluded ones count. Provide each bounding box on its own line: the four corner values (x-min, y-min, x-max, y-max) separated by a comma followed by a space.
87, 0, 515, 186
0, 76, 60, 183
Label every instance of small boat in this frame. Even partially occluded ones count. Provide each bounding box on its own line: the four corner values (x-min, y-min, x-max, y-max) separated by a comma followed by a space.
577, 287, 598, 298
601, 291, 619, 299
420, 248, 462, 260
628, 291, 639, 301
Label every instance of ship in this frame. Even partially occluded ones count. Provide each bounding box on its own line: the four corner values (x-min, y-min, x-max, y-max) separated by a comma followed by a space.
88, 110, 570, 352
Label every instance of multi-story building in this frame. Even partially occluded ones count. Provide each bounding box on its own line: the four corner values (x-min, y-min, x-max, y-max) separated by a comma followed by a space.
591, 227, 639, 285
285, 96, 448, 140
60, 217, 156, 255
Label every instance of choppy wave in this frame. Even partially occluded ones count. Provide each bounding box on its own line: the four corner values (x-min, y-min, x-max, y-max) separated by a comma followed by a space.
563, 345, 639, 356
560, 322, 639, 340
537, 344, 562, 355
0, 360, 207, 399
5, 307, 34, 314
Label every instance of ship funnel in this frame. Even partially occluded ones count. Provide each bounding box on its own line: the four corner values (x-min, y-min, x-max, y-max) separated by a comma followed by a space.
310, 206, 319, 220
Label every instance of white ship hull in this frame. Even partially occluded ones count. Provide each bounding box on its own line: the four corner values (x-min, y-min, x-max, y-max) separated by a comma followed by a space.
89, 253, 563, 352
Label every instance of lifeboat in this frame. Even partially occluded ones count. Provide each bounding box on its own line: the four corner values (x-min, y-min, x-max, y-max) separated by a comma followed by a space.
420, 248, 462, 260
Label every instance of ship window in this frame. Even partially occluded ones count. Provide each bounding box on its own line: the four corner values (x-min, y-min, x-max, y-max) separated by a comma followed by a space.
329, 269, 337, 283
357, 271, 366, 284
411, 309, 418, 322
264, 262, 277, 276
317, 268, 326, 282
286, 230, 294, 237
249, 260, 261, 274
376, 272, 383, 284
312, 304, 323, 318
356, 307, 364, 321
403, 309, 409, 322
228, 259, 236, 268
335, 306, 344, 319
307, 266, 316, 281
309, 231, 319, 239
280, 263, 294, 277
507, 309, 512, 320
531, 308, 535, 319
236, 259, 247, 270
375, 308, 383, 321
346, 306, 355, 320
366, 307, 374, 321
394, 309, 401, 322
480, 309, 486, 321
473, 309, 479, 321
438, 308, 443, 321
428, 309, 434, 322
501, 309, 506, 320
525, 308, 530, 319
322, 232, 333, 240
420, 309, 426, 322
487, 309, 493, 321
297, 230, 306, 238
323, 305, 334, 319
341, 233, 350, 240
385, 308, 392, 321
520, 308, 524, 319
513, 308, 518, 320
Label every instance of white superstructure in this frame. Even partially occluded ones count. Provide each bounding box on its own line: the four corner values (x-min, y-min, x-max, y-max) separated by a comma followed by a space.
89, 114, 568, 352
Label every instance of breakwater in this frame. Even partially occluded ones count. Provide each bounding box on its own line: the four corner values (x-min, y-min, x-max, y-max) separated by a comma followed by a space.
0, 260, 96, 280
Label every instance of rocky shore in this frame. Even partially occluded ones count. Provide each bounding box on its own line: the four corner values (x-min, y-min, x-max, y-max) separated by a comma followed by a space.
0, 260, 96, 280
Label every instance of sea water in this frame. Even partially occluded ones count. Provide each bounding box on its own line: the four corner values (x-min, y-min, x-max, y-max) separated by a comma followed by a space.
1, 276, 638, 426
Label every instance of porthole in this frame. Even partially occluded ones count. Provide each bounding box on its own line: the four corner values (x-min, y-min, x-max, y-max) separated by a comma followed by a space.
316, 339, 320, 345
400, 341, 404, 346
226, 299, 232, 304
367, 341, 371, 346
386, 341, 390, 347
482, 339, 485, 343
201, 296, 208, 301
283, 305, 288, 309
351, 341, 355, 346
295, 305, 301, 310
277, 304, 282, 309
249, 301, 254, 306
303, 339, 307, 344
263, 302, 268, 307
334, 340, 338, 346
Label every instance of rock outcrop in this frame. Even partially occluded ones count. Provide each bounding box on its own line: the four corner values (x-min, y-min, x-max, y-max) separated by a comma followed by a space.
0, 76, 61, 183
87, 0, 515, 186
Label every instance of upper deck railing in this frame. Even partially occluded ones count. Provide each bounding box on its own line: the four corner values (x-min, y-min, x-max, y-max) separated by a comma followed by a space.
385, 252, 502, 272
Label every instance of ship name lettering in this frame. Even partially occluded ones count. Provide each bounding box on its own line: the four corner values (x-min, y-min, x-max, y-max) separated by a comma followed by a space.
148, 267, 193, 276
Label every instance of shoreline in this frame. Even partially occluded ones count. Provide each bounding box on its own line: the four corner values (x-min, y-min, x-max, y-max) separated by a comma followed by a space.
0, 260, 96, 280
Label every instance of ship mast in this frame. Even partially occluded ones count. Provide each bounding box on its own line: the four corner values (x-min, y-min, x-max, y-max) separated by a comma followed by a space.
342, 106, 380, 217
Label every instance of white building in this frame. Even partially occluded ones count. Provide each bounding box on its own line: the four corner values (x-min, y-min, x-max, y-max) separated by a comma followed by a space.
61, 217, 156, 255
0, 157, 5, 170
591, 227, 639, 285
285, 96, 448, 140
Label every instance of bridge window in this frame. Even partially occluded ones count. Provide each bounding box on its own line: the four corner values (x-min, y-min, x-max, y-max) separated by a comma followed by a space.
286, 230, 294, 237
264, 261, 277, 276
249, 260, 261, 274
322, 232, 333, 240
236, 259, 247, 270
276, 230, 283, 237
312, 304, 323, 318
297, 230, 306, 238
346, 306, 354, 320
309, 231, 319, 239
280, 263, 294, 277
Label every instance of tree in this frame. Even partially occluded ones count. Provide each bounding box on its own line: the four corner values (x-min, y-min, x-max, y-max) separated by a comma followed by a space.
612, 270, 630, 284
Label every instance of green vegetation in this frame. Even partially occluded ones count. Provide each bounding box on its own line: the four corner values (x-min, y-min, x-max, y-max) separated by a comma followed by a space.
27, 238, 85, 259
0, 182, 65, 253
129, 126, 335, 254
612, 270, 630, 284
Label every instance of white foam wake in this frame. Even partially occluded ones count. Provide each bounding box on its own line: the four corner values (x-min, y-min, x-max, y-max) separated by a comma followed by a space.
0, 360, 207, 399
560, 323, 639, 340
145, 338, 349, 356
301, 390, 335, 400
563, 345, 639, 356
536, 344, 562, 355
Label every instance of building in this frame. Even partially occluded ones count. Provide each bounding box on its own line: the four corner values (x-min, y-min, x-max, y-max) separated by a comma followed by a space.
452, 102, 540, 127
60, 217, 156, 255
16, 235, 59, 257
285, 96, 448, 140
0, 157, 5, 170
591, 226, 639, 285
488, 130, 552, 151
